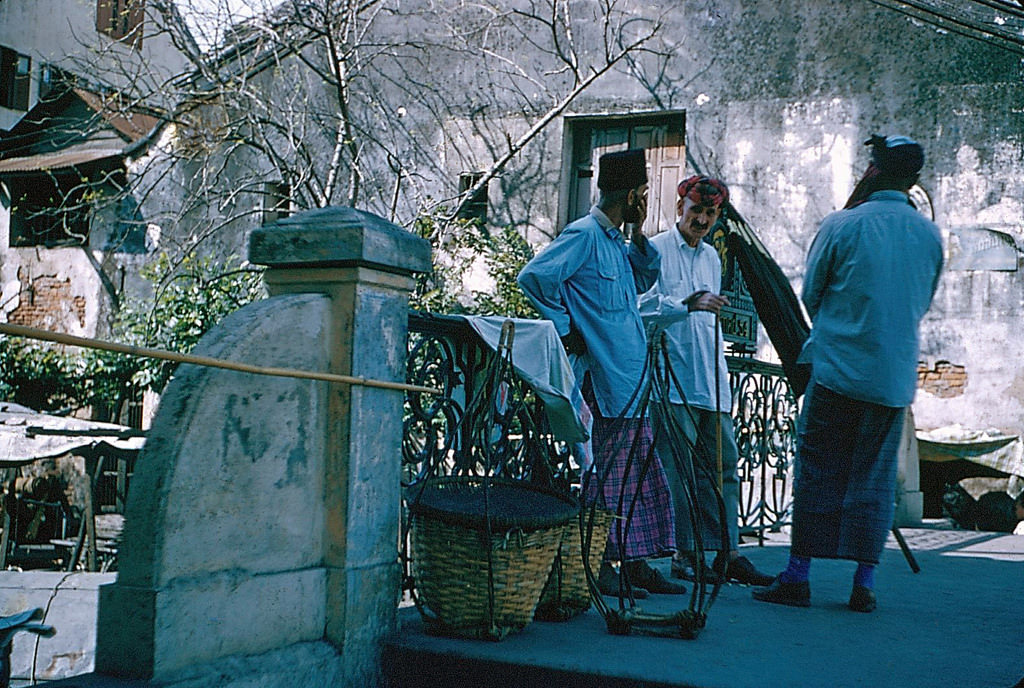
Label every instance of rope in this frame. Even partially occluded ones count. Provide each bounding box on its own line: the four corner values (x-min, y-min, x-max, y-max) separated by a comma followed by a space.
581, 330, 726, 637
0, 322, 441, 396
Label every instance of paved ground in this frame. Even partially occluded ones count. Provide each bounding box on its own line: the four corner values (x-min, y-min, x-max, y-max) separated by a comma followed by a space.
25, 524, 1024, 688
387, 525, 1024, 688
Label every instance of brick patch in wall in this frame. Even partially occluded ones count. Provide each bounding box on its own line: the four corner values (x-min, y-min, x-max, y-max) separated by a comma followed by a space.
917, 360, 967, 398
8, 267, 88, 330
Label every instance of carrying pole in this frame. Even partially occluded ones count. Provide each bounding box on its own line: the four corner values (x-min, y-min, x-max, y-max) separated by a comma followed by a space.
891, 525, 921, 573
714, 314, 723, 491
0, 322, 442, 396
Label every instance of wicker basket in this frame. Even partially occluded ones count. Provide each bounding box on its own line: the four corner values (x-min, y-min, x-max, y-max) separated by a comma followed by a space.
408, 476, 578, 640
535, 508, 613, 621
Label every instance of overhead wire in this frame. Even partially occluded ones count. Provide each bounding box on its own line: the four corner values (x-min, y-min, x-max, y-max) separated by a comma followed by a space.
864, 0, 1024, 56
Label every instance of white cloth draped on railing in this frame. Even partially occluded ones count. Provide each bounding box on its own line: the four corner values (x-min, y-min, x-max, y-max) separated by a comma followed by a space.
460, 316, 591, 466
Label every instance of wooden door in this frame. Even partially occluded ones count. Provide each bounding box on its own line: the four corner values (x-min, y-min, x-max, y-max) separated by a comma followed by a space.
567, 115, 686, 238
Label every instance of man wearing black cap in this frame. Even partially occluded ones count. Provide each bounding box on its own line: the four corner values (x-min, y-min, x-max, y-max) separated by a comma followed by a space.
753, 134, 943, 613
518, 148, 686, 597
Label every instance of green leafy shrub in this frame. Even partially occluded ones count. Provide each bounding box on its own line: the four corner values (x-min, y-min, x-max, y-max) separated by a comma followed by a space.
0, 337, 89, 413
107, 253, 265, 393
410, 213, 537, 319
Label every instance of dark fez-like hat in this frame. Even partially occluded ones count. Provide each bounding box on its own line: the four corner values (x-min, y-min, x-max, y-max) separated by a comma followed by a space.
597, 148, 648, 192
867, 134, 924, 177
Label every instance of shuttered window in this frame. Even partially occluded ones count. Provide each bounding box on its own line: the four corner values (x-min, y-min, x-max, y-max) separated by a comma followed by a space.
0, 47, 31, 111
96, 0, 145, 48
457, 172, 488, 223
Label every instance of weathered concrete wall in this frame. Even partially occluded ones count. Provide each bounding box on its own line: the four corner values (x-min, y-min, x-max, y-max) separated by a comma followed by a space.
642, 2, 1024, 438
0, 205, 151, 338
95, 293, 335, 681
0, 571, 115, 683
92, 207, 429, 686
512, 0, 1024, 439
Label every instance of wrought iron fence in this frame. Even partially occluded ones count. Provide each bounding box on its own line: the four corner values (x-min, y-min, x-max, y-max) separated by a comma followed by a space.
402, 312, 573, 488
728, 356, 798, 537
404, 312, 797, 534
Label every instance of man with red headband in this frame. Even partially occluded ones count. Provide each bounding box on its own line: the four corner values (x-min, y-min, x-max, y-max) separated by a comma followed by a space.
752, 134, 943, 613
639, 175, 774, 587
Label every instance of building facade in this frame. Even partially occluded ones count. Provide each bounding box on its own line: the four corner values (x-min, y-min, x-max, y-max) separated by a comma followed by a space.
0, 0, 1021, 443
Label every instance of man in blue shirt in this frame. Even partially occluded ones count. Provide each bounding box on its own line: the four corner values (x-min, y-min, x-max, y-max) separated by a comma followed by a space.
753, 134, 943, 613
518, 148, 684, 597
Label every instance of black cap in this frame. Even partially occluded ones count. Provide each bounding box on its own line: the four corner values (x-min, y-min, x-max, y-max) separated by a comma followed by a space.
866, 134, 924, 177
597, 149, 647, 192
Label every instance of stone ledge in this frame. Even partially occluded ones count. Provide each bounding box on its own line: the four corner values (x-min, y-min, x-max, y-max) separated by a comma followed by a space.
249, 206, 430, 276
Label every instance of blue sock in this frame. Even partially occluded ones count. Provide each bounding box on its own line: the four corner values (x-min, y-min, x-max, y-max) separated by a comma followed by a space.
779, 555, 811, 583
854, 562, 876, 589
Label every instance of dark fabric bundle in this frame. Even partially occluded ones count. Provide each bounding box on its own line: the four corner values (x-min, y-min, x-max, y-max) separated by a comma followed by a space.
721, 203, 811, 398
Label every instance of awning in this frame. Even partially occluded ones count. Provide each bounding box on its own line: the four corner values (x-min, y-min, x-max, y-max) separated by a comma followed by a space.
0, 145, 123, 174
0, 403, 145, 466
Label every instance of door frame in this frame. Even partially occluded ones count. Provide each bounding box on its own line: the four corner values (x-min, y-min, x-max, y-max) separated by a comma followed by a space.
558, 109, 686, 232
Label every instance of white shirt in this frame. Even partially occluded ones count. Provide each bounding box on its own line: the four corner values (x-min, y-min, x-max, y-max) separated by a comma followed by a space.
638, 228, 730, 411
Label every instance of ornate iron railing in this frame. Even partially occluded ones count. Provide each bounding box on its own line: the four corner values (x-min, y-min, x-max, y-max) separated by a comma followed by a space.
728, 356, 798, 537
404, 312, 797, 534
402, 312, 573, 489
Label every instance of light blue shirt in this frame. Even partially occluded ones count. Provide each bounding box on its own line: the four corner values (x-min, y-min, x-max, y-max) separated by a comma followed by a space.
799, 190, 943, 407
639, 229, 730, 411
517, 206, 660, 417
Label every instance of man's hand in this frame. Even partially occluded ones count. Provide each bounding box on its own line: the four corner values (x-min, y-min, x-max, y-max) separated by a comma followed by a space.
629, 194, 649, 244
560, 328, 586, 356
685, 290, 730, 315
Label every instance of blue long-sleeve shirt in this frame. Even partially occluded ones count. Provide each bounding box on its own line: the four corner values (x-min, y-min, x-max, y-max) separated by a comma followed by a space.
799, 190, 943, 407
517, 206, 660, 417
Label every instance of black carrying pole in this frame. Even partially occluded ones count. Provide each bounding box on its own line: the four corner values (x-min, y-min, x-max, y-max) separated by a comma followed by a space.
891, 524, 921, 573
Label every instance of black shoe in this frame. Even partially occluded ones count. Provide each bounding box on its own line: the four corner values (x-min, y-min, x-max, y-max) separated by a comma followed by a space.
671, 556, 719, 583
597, 561, 649, 599
719, 555, 774, 586
624, 560, 688, 595
848, 585, 876, 613
751, 576, 811, 608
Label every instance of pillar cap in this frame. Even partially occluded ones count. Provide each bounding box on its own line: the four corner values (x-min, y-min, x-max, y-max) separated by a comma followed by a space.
249, 206, 431, 276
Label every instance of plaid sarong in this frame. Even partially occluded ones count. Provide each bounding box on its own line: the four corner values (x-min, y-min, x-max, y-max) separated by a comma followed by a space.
583, 414, 677, 562
790, 383, 904, 564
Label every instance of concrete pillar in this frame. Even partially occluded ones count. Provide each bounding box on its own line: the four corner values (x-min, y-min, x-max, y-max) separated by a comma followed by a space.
93, 207, 429, 686
249, 207, 431, 680
895, 408, 924, 526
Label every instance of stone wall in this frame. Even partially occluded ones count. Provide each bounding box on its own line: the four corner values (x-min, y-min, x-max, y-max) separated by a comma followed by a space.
92, 207, 429, 686
551, 1, 1024, 439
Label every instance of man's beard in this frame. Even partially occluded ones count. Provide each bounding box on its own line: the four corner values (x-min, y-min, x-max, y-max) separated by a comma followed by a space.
623, 199, 642, 224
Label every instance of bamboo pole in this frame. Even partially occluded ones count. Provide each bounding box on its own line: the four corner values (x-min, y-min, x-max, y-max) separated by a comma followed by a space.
0, 322, 442, 396
714, 314, 723, 492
